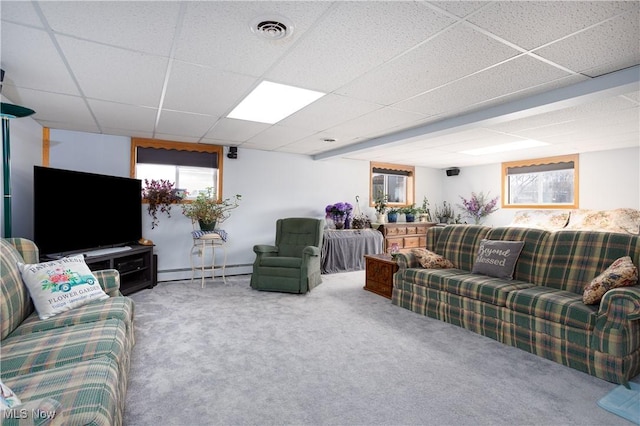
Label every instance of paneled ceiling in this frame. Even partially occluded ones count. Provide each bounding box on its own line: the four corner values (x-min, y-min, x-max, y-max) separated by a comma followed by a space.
1, 1, 638, 169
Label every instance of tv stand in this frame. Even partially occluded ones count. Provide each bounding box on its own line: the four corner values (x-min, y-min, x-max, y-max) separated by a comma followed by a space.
81, 245, 155, 296
83, 246, 132, 258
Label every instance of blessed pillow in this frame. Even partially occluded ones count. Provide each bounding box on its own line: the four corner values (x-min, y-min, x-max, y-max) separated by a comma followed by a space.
471, 239, 525, 280
18, 255, 109, 320
411, 248, 454, 269
582, 256, 638, 305
0, 380, 21, 410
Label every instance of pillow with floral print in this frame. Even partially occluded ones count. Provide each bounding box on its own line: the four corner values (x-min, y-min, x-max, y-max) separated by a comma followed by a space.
411, 248, 454, 269
583, 256, 638, 304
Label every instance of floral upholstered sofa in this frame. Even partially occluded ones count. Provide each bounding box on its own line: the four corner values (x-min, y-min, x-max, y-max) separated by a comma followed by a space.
392, 224, 640, 385
0, 238, 135, 425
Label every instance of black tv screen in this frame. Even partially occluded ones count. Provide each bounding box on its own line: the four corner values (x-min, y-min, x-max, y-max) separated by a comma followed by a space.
34, 166, 142, 256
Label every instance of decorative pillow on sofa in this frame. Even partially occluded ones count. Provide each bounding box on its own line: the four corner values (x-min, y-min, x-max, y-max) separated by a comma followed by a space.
566, 208, 640, 234
471, 239, 525, 280
411, 248, 454, 269
510, 210, 570, 230
0, 380, 21, 409
582, 256, 638, 305
18, 255, 109, 320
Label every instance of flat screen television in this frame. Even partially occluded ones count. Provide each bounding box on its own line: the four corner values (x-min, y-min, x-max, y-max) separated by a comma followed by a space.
33, 166, 142, 256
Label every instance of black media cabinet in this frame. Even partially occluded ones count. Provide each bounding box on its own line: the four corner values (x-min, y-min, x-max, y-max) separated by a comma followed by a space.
83, 245, 156, 296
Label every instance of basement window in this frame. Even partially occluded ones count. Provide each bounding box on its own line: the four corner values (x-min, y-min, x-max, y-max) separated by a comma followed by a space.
370, 162, 415, 207
131, 138, 223, 201
502, 154, 579, 209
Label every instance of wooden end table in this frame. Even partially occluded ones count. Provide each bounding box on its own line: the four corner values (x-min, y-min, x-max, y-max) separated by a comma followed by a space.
364, 254, 398, 299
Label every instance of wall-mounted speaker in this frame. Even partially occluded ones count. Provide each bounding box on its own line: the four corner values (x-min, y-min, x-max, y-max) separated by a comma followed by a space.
227, 146, 238, 159
446, 167, 460, 177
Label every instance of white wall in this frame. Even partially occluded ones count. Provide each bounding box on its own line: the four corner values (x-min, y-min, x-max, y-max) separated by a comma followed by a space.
7, 125, 638, 281
439, 146, 640, 227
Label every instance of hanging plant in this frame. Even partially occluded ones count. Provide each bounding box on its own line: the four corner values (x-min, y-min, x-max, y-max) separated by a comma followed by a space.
142, 179, 182, 229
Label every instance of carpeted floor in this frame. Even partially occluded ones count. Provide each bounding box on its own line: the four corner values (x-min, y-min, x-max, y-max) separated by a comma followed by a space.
123, 271, 636, 425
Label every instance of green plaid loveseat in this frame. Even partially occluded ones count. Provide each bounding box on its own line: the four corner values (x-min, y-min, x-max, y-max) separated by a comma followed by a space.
392, 225, 640, 385
1, 238, 135, 425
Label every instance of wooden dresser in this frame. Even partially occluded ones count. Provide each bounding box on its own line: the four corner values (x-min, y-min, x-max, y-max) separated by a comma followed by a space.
377, 222, 436, 253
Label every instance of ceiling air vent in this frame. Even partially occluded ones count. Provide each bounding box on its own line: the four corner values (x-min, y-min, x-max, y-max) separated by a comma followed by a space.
250, 16, 294, 41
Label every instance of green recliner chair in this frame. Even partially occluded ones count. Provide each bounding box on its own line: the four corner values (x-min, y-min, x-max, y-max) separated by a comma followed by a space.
250, 217, 325, 293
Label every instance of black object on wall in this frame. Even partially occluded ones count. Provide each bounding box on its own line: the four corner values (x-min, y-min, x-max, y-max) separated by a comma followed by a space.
446, 167, 460, 177
227, 146, 238, 159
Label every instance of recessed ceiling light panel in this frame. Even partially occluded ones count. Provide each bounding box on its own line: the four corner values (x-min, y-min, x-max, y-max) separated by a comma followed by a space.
227, 81, 325, 124
250, 15, 294, 41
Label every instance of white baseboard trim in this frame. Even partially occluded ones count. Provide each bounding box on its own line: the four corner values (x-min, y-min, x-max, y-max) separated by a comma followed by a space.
157, 264, 253, 283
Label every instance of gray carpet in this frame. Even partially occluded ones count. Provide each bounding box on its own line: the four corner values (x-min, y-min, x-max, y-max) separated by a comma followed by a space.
124, 272, 635, 425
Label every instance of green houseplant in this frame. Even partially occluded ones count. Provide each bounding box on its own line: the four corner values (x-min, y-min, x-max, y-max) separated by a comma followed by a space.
182, 188, 241, 231
373, 192, 388, 223
400, 205, 418, 222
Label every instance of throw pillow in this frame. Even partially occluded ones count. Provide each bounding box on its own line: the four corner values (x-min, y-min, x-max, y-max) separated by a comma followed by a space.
18, 255, 109, 320
411, 248, 454, 269
0, 380, 21, 410
471, 239, 525, 280
582, 256, 638, 305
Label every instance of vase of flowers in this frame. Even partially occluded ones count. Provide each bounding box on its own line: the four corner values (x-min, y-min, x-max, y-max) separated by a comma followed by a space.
325, 202, 353, 229
182, 188, 241, 230
457, 191, 499, 224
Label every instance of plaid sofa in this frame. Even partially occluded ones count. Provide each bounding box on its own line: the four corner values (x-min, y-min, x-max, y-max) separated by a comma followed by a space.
392, 225, 640, 385
0, 238, 135, 425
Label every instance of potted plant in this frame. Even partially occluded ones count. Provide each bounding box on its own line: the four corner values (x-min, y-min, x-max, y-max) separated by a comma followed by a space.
434, 201, 454, 224
418, 196, 432, 222
373, 192, 388, 223
142, 179, 183, 229
387, 208, 400, 223
182, 188, 242, 231
400, 205, 418, 222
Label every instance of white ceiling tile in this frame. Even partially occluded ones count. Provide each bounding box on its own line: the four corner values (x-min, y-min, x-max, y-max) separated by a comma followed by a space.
206, 118, 271, 143
57, 36, 168, 106
336, 24, 520, 105
278, 94, 382, 132
326, 107, 426, 139
534, 11, 640, 75
245, 124, 318, 149
162, 61, 257, 116
88, 99, 157, 132
467, 1, 637, 51
175, 1, 332, 76
1, 23, 80, 95
102, 128, 154, 140
394, 55, 571, 116
152, 133, 202, 144
39, 1, 181, 56
155, 110, 217, 138
267, 2, 456, 93
428, 1, 489, 19
1, 1, 42, 27
37, 120, 100, 134
3, 87, 93, 125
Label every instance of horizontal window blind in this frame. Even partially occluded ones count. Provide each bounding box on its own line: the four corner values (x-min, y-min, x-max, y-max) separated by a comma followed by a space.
372, 167, 412, 177
137, 147, 218, 169
507, 161, 573, 175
